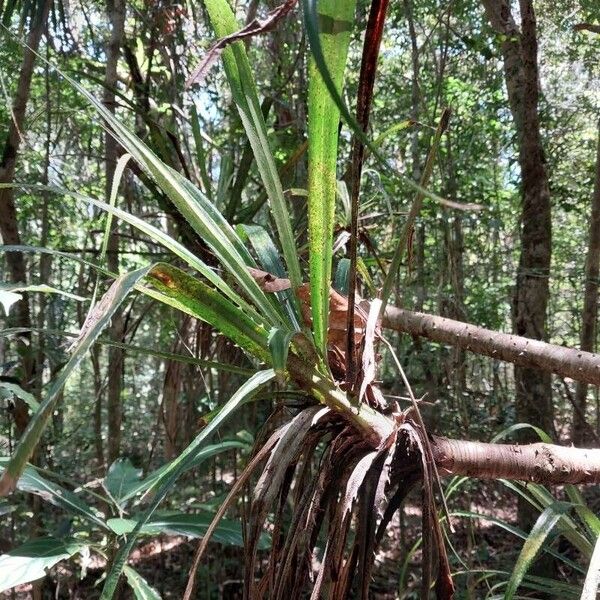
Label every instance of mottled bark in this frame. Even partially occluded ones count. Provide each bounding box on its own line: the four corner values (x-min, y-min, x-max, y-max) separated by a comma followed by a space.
573, 123, 600, 446
104, 0, 126, 465
482, 0, 554, 438
383, 306, 600, 386
0, 0, 51, 433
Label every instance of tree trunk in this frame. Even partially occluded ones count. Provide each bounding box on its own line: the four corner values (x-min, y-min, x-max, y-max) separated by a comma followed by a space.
0, 0, 51, 434
572, 122, 600, 446
482, 0, 554, 567
482, 0, 554, 439
104, 0, 126, 465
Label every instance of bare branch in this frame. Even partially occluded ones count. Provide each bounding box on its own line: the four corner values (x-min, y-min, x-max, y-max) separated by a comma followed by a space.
383, 306, 600, 386
574, 23, 600, 35
432, 436, 600, 484
186, 0, 298, 87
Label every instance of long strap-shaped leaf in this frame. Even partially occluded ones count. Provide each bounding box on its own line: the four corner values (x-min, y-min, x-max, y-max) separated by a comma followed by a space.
99, 369, 276, 600
582, 534, 600, 600
202, 0, 303, 293
1, 182, 268, 328
0, 266, 153, 496
301, 0, 456, 210
306, 0, 356, 354
145, 263, 270, 361
40, 66, 286, 329
505, 501, 574, 599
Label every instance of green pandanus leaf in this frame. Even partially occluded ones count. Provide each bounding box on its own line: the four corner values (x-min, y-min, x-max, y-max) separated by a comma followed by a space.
306, 0, 356, 355
145, 263, 270, 362
202, 0, 303, 294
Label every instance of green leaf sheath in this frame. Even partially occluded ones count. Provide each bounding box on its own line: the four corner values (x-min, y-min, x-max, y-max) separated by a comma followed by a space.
203, 0, 303, 292
0, 266, 154, 496
307, 0, 356, 354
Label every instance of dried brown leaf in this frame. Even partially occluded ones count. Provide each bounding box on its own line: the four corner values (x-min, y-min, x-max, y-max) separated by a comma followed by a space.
248, 267, 292, 292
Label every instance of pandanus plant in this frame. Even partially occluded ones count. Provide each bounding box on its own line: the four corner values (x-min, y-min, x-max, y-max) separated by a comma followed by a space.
4, 0, 600, 598
0, 0, 485, 597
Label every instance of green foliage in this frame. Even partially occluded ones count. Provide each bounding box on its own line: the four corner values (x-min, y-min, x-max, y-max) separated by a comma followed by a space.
107, 512, 270, 548
505, 502, 575, 599
305, 0, 356, 353
100, 369, 276, 599
0, 538, 86, 593
123, 566, 162, 600
0, 266, 154, 494
203, 0, 303, 292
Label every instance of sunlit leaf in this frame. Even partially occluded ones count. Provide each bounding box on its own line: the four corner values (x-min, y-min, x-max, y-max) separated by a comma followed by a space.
305, 0, 356, 353
581, 534, 600, 600
505, 501, 574, 599
108, 512, 270, 548
124, 566, 162, 600
0, 537, 85, 593
203, 0, 303, 291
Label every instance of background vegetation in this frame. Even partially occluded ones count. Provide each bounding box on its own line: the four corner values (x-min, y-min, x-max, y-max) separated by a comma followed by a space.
0, 0, 600, 597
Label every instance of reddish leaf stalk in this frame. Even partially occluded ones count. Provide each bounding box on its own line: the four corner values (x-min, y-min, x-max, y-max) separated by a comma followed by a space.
346, 0, 391, 390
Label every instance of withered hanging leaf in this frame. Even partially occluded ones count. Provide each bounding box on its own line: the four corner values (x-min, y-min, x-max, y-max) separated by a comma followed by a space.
342, 450, 379, 516
187, 0, 299, 87
358, 298, 382, 403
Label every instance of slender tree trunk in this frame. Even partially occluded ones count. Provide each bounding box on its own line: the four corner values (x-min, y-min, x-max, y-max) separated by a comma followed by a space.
482, 1, 554, 571
104, 0, 126, 465
482, 0, 554, 439
572, 122, 600, 446
91, 346, 105, 466
0, 0, 51, 433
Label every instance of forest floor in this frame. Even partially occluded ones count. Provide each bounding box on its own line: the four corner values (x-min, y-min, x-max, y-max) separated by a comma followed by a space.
1, 483, 535, 600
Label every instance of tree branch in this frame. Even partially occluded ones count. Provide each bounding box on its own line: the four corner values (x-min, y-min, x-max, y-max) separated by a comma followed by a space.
574, 23, 600, 35
432, 436, 600, 484
383, 306, 600, 386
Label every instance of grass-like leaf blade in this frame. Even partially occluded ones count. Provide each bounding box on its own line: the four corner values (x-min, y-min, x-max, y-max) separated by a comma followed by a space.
124, 566, 162, 600
202, 0, 303, 291
306, 0, 356, 353
505, 501, 574, 599
0, 266, 153, 496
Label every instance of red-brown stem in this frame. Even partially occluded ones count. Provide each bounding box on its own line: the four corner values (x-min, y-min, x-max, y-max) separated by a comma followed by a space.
346, 0, 391, 389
